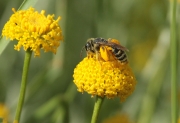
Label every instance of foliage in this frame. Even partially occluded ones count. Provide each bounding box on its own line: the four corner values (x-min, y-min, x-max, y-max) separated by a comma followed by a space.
0, 0, 176, 123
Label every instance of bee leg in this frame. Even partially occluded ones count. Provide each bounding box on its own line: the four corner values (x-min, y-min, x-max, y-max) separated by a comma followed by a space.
87, 52, 93, 58
96, 52, 102, 67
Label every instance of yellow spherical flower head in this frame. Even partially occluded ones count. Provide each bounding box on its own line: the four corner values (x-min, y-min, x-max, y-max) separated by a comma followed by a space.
73, 38, 136, 102
102, 114, 133, 123
0, 103, 9, 123
2, 7, 63, 56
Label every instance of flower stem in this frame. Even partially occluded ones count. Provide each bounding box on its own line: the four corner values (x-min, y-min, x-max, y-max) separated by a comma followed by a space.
170, 0, 178, 123
91, 96, 104, 123
14, 49, 32, 123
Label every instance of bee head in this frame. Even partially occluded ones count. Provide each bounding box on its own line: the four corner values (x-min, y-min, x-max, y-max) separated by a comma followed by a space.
85, 38, 95, 53
80, 39, 94, 58
85, 42, 92, 51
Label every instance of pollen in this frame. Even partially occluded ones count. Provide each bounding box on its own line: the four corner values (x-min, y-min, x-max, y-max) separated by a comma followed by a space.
73, 54, 136, 102
2, 7, 63, 56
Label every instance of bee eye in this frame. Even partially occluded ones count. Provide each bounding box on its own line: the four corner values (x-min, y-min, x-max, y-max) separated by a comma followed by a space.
86, 43, 89, 47
85, 43, 89, 49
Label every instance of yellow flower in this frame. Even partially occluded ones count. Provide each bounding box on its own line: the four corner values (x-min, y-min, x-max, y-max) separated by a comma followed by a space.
102, 114, 133, 123
0, 103, 9, 123
2, 7, 63, 56
73, 39, 136, 102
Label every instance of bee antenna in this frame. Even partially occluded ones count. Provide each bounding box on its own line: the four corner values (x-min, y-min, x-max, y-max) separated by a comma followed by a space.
80, 46, 85, 58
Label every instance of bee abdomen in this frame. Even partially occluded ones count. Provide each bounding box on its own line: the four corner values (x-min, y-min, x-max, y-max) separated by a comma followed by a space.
112, 48, 128, 62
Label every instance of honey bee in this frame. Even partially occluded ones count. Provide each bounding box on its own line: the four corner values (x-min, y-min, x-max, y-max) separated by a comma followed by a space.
81, 37, 128, 63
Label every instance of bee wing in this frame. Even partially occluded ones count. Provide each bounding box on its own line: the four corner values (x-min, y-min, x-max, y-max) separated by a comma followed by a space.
97, 42, 129, 52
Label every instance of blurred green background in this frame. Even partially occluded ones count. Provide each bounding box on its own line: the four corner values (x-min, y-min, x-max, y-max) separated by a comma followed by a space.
0, 0, 178, 123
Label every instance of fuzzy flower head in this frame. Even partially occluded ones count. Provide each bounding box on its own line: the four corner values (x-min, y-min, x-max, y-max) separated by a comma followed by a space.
73, 38, 136, 102
0, 103, 9, 123
102, 114, 133, 123
2, 7, 63, 56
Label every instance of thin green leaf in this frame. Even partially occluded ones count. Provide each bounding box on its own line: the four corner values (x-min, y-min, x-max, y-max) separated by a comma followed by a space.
18, 0, 38, 10
0, 36, 10, 56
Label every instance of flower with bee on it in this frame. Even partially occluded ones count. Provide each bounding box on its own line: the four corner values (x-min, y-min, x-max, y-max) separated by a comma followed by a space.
74, 38, 136, 102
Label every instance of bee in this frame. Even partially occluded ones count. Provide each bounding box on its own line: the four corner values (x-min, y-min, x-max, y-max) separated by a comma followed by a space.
81, 37, 128, 63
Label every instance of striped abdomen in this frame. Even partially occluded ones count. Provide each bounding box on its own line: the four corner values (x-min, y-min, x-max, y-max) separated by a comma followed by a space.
112, 47, 128, 63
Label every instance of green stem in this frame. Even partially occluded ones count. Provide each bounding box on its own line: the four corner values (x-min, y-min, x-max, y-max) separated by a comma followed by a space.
170, 0, 178, 123
91, 96, 104, 123
14, 49, 32, 123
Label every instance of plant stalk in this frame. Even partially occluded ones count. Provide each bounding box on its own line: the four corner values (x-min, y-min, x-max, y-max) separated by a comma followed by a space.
91, 96, 104, 123
14, 49, 32, 123
170, 0, 178, 123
